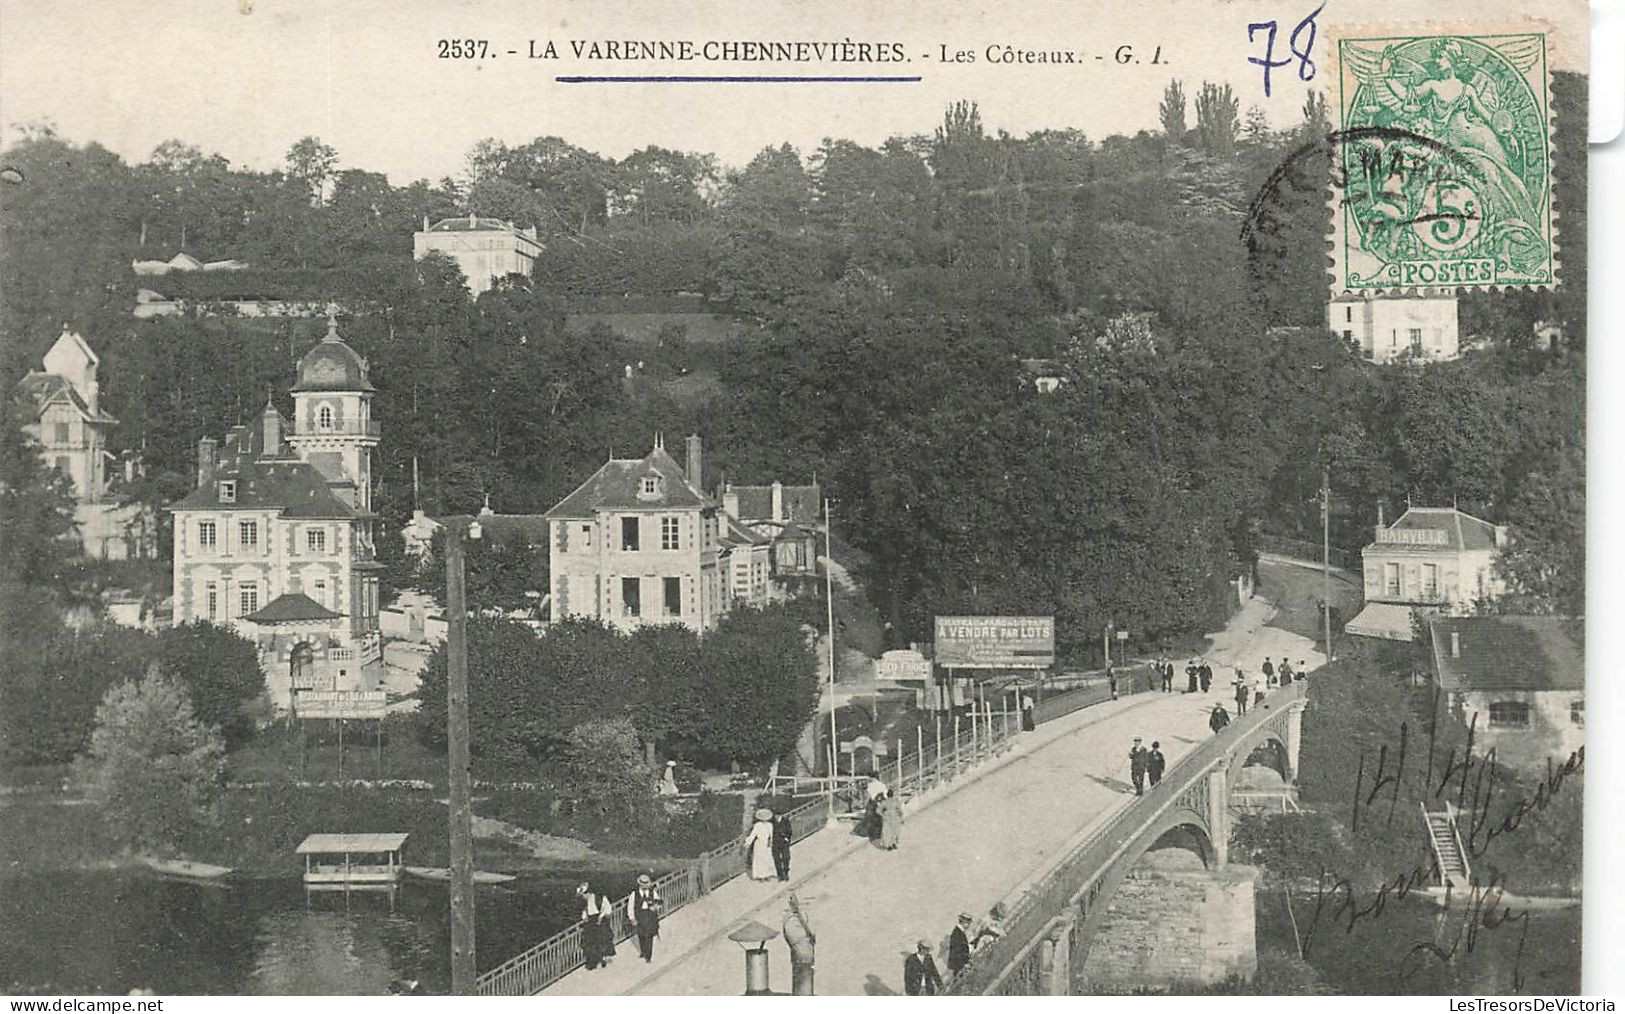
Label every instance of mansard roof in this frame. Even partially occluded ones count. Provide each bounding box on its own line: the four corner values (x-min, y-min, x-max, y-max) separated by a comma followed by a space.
169, 420, 358, 519
544, 442, 709, 519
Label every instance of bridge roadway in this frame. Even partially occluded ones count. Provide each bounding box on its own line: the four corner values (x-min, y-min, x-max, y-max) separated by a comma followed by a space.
544, 595, 1319, 996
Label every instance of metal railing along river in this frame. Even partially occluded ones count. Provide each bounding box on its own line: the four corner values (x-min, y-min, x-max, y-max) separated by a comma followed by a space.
476, 701, 1022, 996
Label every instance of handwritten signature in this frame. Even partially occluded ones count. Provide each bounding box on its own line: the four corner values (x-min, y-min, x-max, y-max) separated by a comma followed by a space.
1306, 687, 1581, 990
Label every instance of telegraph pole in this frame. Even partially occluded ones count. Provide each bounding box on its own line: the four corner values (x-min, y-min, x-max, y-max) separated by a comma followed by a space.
1322, 467, 1334, 663
824, 498, 839, 815
446, 522, 477, 993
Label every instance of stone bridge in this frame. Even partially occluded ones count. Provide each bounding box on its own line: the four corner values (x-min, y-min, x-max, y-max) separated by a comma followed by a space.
950, 681, 1307, 995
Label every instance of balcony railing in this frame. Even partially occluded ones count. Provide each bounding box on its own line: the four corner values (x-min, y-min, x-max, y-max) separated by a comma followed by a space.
299, 421, 381, 438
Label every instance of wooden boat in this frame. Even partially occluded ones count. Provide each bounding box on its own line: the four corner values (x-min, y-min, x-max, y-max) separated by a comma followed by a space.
140, 856, 234, 881
403, 865, 516, 884
297, 832, 408, 890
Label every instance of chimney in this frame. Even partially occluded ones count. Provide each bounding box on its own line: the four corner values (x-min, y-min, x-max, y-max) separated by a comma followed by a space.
772, 480, 784, 522
197, 437, 218, 485
686, 434, 702, 491
422, 214, 430, 231
261, 402, 281, 454
1449, 630, 1461, 659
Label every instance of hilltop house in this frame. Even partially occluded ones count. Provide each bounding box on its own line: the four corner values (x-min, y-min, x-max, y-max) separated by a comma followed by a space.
1344, 506, 1507, 641
169, 316, 383, 705
12, 327, 155, 559
413, 215, 542, 296
1328, 294, 1459, 363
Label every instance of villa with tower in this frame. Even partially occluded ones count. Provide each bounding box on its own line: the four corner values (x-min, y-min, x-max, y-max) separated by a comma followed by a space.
13, 326, 155, 560
168, 315, 384, 704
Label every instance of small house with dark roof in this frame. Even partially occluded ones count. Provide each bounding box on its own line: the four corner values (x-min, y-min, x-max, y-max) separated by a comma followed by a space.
1344, 506, 1507, 641
1429, 615, 1583, 770
545, 434, 728, 632
721, 479, 823, 599
12, 327, 156, 559
169, 315, 384, 705
412, 214, 542, 296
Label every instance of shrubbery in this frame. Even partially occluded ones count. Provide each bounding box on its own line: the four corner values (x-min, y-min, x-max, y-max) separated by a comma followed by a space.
415, 605, 819, 779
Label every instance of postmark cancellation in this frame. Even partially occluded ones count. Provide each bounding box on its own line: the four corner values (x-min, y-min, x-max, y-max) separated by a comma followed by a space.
1328, 22, 1558, 294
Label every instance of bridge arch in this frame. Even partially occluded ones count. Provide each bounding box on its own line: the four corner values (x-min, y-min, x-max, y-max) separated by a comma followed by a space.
1225, 710, 1298, 788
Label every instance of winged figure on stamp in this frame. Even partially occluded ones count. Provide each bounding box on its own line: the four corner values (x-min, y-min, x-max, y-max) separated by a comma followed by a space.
1344, 35, 1545, 270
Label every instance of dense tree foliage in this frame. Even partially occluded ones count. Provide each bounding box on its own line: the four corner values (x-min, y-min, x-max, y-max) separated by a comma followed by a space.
72, 672, 225, 853
1, 73, 1588, 658
0, 608, 261, 765
0, 405, 80, 590
414, 608, 818, 777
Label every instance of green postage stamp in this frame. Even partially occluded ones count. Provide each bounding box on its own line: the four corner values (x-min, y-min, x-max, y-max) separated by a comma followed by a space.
1329, 25, 1557, 292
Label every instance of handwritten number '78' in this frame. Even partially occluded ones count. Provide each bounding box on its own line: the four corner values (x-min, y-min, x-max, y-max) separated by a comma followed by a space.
1248, 2, 1325, 97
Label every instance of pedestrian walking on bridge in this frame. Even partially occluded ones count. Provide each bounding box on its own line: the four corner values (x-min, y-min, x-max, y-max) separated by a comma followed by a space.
948, 913, 975, 977
1209, 703, 1231, 734
772, 809, 794, 881
878, 790, 904, 849
1234, 669, 1249, 715
1160, 659, 1173, 693
1199, 660, 1213, 693
1185, 659, 1199, 693
1262, 657, 1276, 687
1107, 664, 1118, 700
904, 941, 945, 995
1128, 736, 1149, 795
628, 873, 663, 962
1147, 741, 1166, 788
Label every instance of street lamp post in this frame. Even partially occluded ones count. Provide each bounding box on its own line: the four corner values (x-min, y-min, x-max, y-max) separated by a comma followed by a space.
445, 517, 482, 994
824, 498, 838, 817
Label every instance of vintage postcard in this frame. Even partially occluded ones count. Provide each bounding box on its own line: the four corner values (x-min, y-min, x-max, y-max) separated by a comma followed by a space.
0, 0, 1594, 1000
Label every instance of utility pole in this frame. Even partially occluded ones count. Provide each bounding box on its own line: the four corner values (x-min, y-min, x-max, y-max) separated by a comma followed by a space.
824, 498, 839, 816
1322, 467, 1334, 663
445, 520, 478, 994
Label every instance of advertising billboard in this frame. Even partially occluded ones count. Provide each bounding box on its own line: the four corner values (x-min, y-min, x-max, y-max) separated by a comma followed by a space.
933, 616, 1055, 669
295, 690, 389, 720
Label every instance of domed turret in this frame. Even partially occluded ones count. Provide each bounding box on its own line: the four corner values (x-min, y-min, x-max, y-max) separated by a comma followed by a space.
287, 310, 377, 511
292, 312, 376, 393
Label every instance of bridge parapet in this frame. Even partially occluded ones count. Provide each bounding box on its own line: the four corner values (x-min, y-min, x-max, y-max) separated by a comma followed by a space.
948, 682, 1307, 996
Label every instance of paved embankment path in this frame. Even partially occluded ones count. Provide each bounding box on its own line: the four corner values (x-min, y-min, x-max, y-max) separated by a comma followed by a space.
544, 595, 1320, 996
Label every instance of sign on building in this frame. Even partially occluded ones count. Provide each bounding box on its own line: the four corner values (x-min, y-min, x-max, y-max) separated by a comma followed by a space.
933, 616, 1055, 669
295, 689, 389, 720
874, 649, 932, 681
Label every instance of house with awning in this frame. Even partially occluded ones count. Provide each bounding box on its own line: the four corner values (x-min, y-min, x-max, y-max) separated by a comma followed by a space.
1344, 506, 1507, 641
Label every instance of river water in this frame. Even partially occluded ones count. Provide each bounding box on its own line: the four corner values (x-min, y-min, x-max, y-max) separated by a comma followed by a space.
2, 871, 1580, 994
0, 869, 638, 995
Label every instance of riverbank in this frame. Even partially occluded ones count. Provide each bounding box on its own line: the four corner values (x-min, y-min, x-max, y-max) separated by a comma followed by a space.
0, 783, 780, 880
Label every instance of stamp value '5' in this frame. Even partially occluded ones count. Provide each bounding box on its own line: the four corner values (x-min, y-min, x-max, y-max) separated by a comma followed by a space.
1329, 24, 1557, 293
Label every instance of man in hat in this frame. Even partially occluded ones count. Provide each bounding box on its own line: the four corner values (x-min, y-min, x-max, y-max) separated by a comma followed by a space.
1128, 737, 1149, 795
1160, 658, 1172, 693
1262, 656, 1275, 688
627, 873, 663, 962
1234, 668, 1249, 715
1107, 663, 1118, 700
947, 913, 975, 977
783, 893, 816, 995
1147, 741, 1166, 788
904, 940, 945, 995
772, 809, 794, 882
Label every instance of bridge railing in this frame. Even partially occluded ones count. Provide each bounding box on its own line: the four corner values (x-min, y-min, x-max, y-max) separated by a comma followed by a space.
948, 681, 1307, 995
477, 706, 1021, 996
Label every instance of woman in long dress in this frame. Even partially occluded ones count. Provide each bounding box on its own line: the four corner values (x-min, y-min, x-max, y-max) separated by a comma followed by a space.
745, 807, 777, 880
878, 792, 902, 850
578, 882, 616, 969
